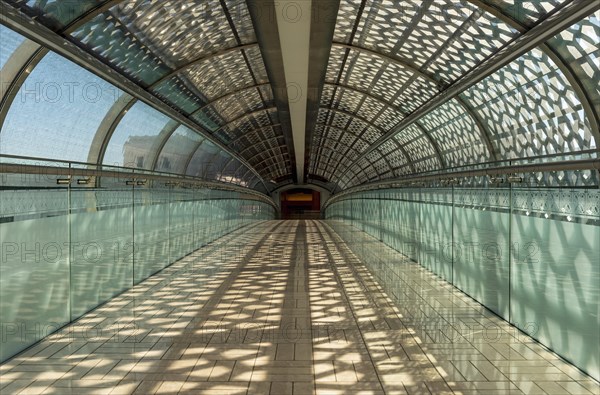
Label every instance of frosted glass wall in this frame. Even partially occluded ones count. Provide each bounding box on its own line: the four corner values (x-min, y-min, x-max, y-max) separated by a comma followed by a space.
453, 189, 510, 319
0, 171, 275, 362
70, 180, 134, 318
325, 185, 600, 381
0, 176, 70, 364
510, 187, 600, 381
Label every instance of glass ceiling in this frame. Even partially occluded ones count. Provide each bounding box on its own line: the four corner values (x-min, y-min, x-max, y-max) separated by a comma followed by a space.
310, 0, 599, 190
0, 0, 291, 191
0, 0, 598, 193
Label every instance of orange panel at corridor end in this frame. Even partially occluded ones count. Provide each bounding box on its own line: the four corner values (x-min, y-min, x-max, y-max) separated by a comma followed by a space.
281, 189, 321, 219
285, 193, 314, 202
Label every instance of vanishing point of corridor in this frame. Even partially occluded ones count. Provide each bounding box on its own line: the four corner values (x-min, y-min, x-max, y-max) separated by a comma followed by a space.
1, 221, 597, 395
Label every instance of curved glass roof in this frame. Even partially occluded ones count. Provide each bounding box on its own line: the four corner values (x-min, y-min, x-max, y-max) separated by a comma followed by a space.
0, 0, 598, 193
310, 0, 599, 190
1, 51, 128, 162
0, 0, 291, 190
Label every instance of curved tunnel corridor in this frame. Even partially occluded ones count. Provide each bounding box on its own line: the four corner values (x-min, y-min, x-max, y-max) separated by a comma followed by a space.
0, 0, 599, 393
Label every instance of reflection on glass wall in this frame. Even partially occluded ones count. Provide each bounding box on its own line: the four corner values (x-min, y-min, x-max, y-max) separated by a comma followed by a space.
155, 126, 203, 174
325, 181, 600, 381
0, 168, 275, 363
186, 140, 221, 179
103, 101, 171, 168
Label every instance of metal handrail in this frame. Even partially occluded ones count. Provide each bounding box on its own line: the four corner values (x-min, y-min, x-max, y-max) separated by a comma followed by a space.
0, 154, 277, 209
324, 154, 600, 209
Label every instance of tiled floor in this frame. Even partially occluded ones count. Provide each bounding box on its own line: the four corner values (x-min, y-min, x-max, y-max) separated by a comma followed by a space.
0, 221, 598, 394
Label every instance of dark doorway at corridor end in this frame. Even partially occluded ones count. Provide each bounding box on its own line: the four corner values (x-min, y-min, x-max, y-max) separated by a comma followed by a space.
281, 189, 321, 219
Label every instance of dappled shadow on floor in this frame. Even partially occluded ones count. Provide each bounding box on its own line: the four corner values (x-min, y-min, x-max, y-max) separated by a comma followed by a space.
1, 221, 598, 394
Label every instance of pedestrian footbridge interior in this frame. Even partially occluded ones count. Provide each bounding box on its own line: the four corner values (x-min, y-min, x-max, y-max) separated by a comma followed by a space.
0, 0, 598, 394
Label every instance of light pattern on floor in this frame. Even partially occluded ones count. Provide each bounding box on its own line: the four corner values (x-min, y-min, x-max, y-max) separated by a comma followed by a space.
0, 221, 598, 394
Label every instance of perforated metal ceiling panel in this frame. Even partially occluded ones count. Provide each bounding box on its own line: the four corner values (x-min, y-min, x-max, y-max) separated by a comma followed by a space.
1, 0, 598, 193
308, 0, 599, 190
